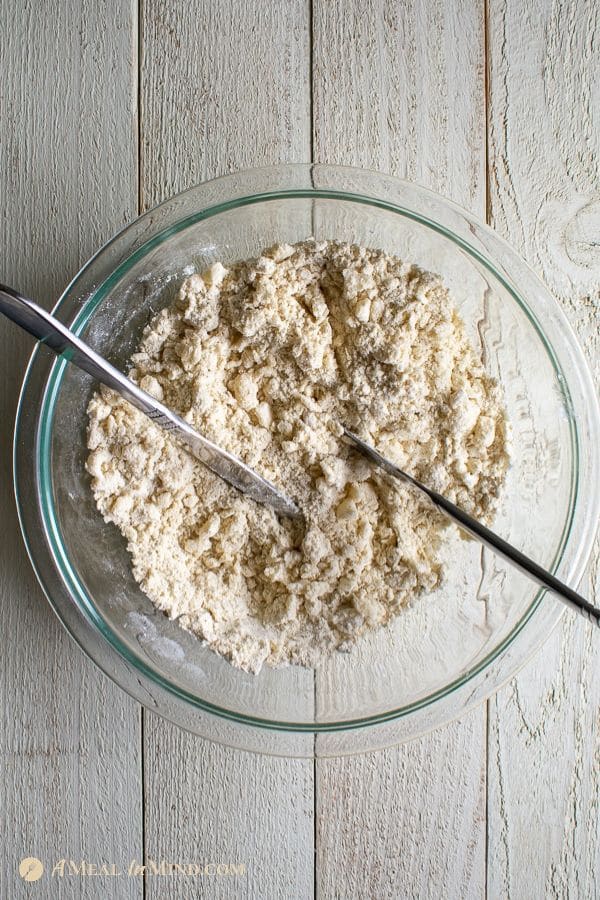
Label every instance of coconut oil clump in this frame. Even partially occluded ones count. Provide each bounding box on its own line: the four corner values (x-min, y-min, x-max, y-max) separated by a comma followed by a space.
87, 240, 510, 673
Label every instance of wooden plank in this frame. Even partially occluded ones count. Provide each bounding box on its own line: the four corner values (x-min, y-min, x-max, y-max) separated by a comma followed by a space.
140, 3, 314, 898
312, 1, 488, 897
140, 0, 311, 208
313, 0, 486, 209
486, 1, 600, 896
317, 711, 486, 899
143, 715, 314, 898
0, 1, 141, 898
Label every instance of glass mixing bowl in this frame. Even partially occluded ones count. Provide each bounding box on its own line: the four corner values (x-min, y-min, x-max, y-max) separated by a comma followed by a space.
14, 165, 599, 757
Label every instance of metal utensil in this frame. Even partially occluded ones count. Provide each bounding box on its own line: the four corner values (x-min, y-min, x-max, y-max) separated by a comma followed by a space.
344, 428, 600, 627
0, 284, 302, 520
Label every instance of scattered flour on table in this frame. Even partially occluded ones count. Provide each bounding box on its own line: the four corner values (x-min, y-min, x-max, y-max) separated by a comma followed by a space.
87, 240, 510, 673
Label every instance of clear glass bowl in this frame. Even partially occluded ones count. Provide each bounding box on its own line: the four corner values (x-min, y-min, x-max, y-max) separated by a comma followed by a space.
14, 165, 599, 757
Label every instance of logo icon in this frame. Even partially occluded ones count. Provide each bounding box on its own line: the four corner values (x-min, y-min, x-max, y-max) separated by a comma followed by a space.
19, 858, 44, 882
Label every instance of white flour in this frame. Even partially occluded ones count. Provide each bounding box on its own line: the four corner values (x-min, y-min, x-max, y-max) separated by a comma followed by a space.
87, 240, 509, 673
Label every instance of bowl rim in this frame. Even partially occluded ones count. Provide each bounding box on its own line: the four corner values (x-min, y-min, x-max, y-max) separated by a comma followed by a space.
13, 164, 600, 734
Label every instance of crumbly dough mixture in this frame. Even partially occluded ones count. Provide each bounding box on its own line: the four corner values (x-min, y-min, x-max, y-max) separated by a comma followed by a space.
87, 240, 509, 673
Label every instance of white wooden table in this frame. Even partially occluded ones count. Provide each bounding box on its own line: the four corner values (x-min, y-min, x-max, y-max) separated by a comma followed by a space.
1, 2, 598, 897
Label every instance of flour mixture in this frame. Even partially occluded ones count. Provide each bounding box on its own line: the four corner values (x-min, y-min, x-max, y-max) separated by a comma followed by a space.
87, 240, 509, 672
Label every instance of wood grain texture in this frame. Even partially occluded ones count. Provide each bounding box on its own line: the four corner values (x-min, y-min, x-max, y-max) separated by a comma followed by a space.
0, 0, 141, 898
313, 0, 486, 208
140, 3, 314, 898
143, 714, 314, 899
140, 0, 311, 207
317, 710, 487, 900
313, 2, 488, 897
487, 1, 600, 897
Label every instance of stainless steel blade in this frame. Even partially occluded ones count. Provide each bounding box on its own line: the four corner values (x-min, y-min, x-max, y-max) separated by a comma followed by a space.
0, 284, 302, 520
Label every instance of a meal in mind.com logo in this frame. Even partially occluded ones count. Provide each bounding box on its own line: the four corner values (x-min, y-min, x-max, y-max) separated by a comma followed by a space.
19, 858, 44, 882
